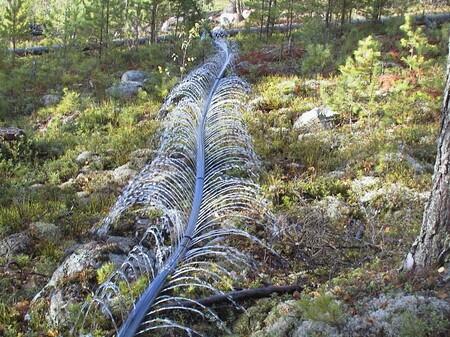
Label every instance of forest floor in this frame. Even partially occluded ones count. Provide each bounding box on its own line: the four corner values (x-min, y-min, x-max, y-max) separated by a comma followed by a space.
0, 16, 450, 337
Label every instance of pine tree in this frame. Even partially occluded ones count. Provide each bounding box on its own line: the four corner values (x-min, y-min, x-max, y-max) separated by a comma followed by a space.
0, 0, 30, 62
46, 0, 85, 48
84, 0, 125, 58
400, 14, 437, 71
404, 38, 450, 271
330, 35, 381, 123
340, 35, 381, 96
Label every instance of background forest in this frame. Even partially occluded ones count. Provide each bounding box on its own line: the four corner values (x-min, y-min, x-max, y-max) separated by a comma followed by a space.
1, 0, 450, 336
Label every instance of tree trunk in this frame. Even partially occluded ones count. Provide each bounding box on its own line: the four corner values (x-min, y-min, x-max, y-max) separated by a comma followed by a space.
265, 0, 273, 40
286, 0, 294, 54
150, 1, 158, 44
105, 0, 110, 50
99, 2, 104, 59
341, 0, 347, 27
326, 0, 333, 27
404, 39, 450, 271
259, 0, 266, 40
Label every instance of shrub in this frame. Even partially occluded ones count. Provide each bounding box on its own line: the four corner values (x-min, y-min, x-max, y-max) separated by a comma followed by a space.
301, 44, 333, 76
296, 292, 345, 326
400, 15, 438, 71
325, 35, 381, 122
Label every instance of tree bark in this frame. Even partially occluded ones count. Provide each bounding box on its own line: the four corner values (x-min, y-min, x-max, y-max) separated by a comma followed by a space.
326, 0, 333, 27
150, 0, 158, 44
341, 0, 347, 27
404, 39, 450, 271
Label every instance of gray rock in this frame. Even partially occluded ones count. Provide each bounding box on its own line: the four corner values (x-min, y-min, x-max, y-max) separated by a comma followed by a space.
30, 183, 45, 190
40, 242, 104, 290
129, 148, 154, 170
0, 127, 25, 141
106, 81, 142, 99
121, 70, 148, 84
48, 290, 66, 324
41, 94, 61, 107
0, 231, 32, 257
29, 222, 62, 241
112, 164, 137, 185
59, 178, 75, 190
75, 151, 95, 165
76, 191, 90, 199
106, 235, 137, 253
33, 240, 156, 326
294, 106, 338, 131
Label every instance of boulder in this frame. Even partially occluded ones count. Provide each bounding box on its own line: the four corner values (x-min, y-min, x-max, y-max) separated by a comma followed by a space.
30, 183, 45, 190
112, 164, 137, 186
0, 232, 32, 257
106, 81, 142, 99
75, 151, 104, 169
58, 178, 76, 190
29, 222, 62, 241
0, 127, 25, 141
32, 240, 155, 326
129, 148, 154, 170
41, 94, 61, 107
31, 241, 116, 325
293, 106, 338, 131
121, 70, 148, 84
75, 151, 95, 165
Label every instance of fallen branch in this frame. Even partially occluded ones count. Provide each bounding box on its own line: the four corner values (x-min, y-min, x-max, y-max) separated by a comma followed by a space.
177, 285, 303, 308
